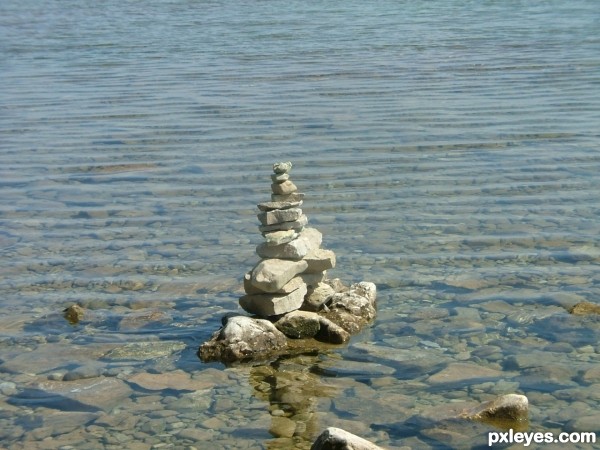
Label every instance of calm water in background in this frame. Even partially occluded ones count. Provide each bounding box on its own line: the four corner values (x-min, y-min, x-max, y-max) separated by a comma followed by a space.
1, 1, 600, 448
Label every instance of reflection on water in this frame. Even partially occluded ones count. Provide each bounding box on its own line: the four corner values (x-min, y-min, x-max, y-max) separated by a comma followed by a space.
1, 0, 600, 448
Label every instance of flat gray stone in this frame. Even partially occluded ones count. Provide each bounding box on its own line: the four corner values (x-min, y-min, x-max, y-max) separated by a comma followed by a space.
244, 273, 305, 295
300, 271, 327, 288
251, 258, 308, 293
257, 207, 303, 226
271, 192, 305, 203
257, 200, 302, 212
263, 229, 299, 246
303, 248, 336, 273
259, 214, 307, 233
35, 377, 133, 412
257, 227, 322, 260
239, 284, 307, 317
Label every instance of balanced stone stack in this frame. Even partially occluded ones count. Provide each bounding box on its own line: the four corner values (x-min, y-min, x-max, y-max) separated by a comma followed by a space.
239, 162, 336, 318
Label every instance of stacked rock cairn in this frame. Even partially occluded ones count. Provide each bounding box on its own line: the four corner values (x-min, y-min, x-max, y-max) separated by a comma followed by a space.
239, 161, 335, 317
199, 162, 377, 363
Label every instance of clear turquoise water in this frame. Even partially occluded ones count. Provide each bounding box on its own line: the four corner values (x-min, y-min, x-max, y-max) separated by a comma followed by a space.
1, 1, 600, 448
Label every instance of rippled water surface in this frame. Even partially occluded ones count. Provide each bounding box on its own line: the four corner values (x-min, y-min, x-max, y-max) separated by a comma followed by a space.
1, 1, 600, 449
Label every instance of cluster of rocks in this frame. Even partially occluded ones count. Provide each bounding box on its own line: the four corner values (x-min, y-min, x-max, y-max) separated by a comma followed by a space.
199, 162, 377, 363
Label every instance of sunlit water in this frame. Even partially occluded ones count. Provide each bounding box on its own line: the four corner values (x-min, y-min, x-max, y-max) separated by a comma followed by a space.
1, 1, 600, 449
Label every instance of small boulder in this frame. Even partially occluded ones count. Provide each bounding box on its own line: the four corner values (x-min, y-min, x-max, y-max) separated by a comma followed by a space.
198, 316, 287, 363
460, 393, 529, 424
275, 310, 321, 339
569, 301, 600, 315
316, 317, 350, 344
311, 427, 384, 450
302, 282, 335, 312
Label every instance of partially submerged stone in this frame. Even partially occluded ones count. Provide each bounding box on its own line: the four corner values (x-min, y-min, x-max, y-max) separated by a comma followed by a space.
64, 304, 85, 324
311, 427, 384, 450
569, 301, 600, 315
199, 316, 287, 363
275, 310, 321, 339
460, 393, 529, 427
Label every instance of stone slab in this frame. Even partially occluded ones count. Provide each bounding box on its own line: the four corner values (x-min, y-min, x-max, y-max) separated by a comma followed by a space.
250, 258, 308, 293
259, 214, 308, 233
257, 200, 302, 212
303, 248, 336, 273
244, 273, 305, 295
257, 207, 303, 226
262, 229, 299, 246
239, 284, 307, 317
257, 227, 322, 260
271, 192, 305, 203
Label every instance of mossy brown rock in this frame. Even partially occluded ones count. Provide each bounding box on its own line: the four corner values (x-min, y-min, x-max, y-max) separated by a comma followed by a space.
569, 301, 600, 315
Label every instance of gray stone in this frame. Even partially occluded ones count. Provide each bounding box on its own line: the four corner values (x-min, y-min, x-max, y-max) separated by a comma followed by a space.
275, 310, 321, 339
303, 249, 336, 273
302, 283, 335, 312
103, 341, 186, 361
460, 393, 529, 423
259, 214, 308, 233
271, 172, 289, 182
198, 316, 287, 363
263, 229, 299, 246
273, 161, 292, 174
300, 271, 327, 288
257, 207, 303, 226
311, 427, 384, 450
271, 180, 297, 195
244, 273, 305, 295
257, 200, 303, 212
35, 377, 133, 412
257, 227, 322, 260
428, 362, 502, 384
316, 317, 350, 344
271, 192, 305, 203
250, 258, 308, 293
239, 284, 307, 317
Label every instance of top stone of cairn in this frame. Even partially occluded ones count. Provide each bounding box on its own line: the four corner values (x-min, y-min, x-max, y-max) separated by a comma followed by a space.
273, 161, 292, 174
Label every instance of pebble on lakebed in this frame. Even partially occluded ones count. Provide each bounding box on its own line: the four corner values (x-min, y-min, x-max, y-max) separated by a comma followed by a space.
198, 162, 378, 364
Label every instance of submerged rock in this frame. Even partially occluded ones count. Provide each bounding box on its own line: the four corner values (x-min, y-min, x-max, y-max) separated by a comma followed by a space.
311, 427, 384, 450
199, 316, 287, 363
460, 393, 529, 427
569, 301, 600, 315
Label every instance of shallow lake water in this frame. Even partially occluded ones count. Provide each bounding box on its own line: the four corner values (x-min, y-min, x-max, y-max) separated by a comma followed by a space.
1, 1, 600, 449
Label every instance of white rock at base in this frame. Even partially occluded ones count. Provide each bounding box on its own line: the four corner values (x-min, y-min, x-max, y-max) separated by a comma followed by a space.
311, 427, 384, 450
